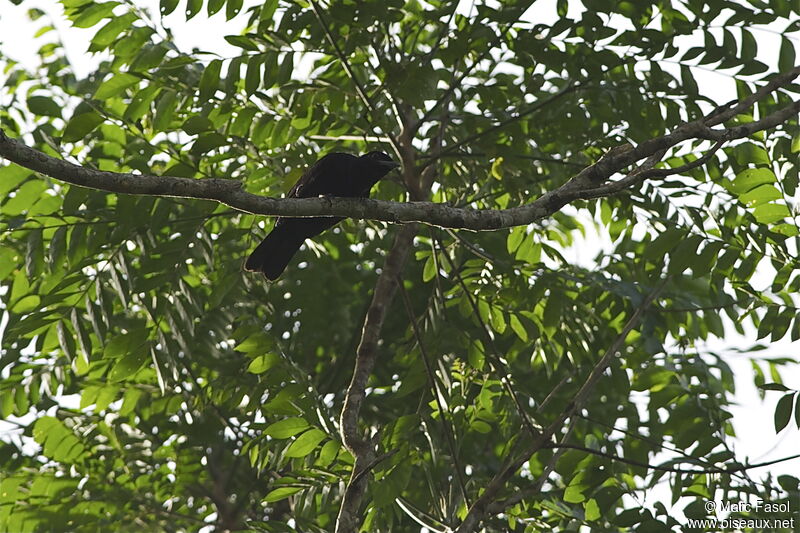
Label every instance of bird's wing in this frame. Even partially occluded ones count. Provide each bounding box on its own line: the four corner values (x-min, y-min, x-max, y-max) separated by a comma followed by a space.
287, 153, 353, 198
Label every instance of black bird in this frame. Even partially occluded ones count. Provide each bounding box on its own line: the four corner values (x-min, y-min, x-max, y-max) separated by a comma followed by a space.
245, 151, 400, 280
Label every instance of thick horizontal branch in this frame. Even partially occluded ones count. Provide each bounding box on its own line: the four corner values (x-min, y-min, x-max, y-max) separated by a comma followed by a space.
0, 127, 536, 230
2, 67, 799, 233
0, 126, 563, 230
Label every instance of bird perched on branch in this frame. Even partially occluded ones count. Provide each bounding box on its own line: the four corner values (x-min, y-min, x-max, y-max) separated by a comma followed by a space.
245, 151, 400, 280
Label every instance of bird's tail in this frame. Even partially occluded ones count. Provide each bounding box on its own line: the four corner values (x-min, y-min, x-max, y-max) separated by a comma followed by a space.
244, 225, 305, 281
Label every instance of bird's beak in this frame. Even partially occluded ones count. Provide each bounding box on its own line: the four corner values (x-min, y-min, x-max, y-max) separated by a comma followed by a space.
379, 160, 401, 169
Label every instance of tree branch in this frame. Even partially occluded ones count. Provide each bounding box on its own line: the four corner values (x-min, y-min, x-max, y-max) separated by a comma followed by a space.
334, 85, 442, 530
453, 278, 668, 533
704, 64, 800, 127
335, 224, 417, 533
3, 61, 799, 232
2, 90, 795, 234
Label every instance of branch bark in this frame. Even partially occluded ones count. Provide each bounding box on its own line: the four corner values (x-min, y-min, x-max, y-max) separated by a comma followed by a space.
335, 224, 417, 533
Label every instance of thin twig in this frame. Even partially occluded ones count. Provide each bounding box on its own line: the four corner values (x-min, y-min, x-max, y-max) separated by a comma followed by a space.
307, 0, 403, 156
435, 234, 543, 441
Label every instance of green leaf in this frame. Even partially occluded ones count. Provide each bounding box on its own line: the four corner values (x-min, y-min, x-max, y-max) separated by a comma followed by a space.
263, 384, 304, 415
0, 391, 14, 419
264, 417, 310, 439
27, 95, 62, 117
63, 111, 104, 142
263, 486, 303, 503
183, 119, 214, 140
760, 383, 790, 392
70, 308, 92, 362
199, 59, 223, 101
290, 106, 313, 130
277, 53, 293, 85
729, 167, 776, 195
230, 107, 257, 137
191, 132, 228, 154
160, 0, 179, 15
680, 65, 697, 95
245, 55, 263, 95
3, 179, 47, 215
509, 314, 528, 342
691, 241, 724, 278
259, 0, 279, 22
643, 228, 684, 261
94, 386, 119, 411
34, 24, 55, 38
208, 0, 225, 15
235, 332, 273, 355
225, 56, 243, 94
792, 135, 800, 154
0, 247, 19, 280
284, 429, 327, 458
737, 184, 781, 207
795, 394, 800, 429
584, 498, 601, 521
470, 420, 491, 433
226, 0, 243, 19
753, 203, 790, 224
477, 299, 490, 325
668, 234, 703, 275
33, 417, 85, 462
71, 2, 119, 28
422, 255, 436, 282
740, 29, 757, 60
542, 292, 565, 330
507, 226, 525, 254
153, 90, 178, 131
779, 37, 796, 73
186, 0, 203, 19
94, 73, 140, 99
490, 306, 506, 334
54, 320, 74, 360
90, 12, 138, 50
124, 85, 161, 121
515, 233, 541, 263
115, 27, 154, 58
774, 393, 795, 433
246, 353, 280, 374
0, 164, 31, 198
226, 35, 260, 52
316, 439, 340, 467
108, 345, 148, 382
468, 339, 485, 370
104, 330, 147, 358
564, 482, 587, 503
490, 157, 504, 180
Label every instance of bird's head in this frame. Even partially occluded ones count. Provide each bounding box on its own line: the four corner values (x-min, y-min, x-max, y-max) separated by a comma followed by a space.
360, 151, 401, 171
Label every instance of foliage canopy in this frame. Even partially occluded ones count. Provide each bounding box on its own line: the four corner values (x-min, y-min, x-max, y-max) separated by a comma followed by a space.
1, 0, 800, 531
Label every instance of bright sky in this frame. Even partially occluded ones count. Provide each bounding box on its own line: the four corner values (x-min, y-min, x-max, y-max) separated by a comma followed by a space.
1, 0, 799, 524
